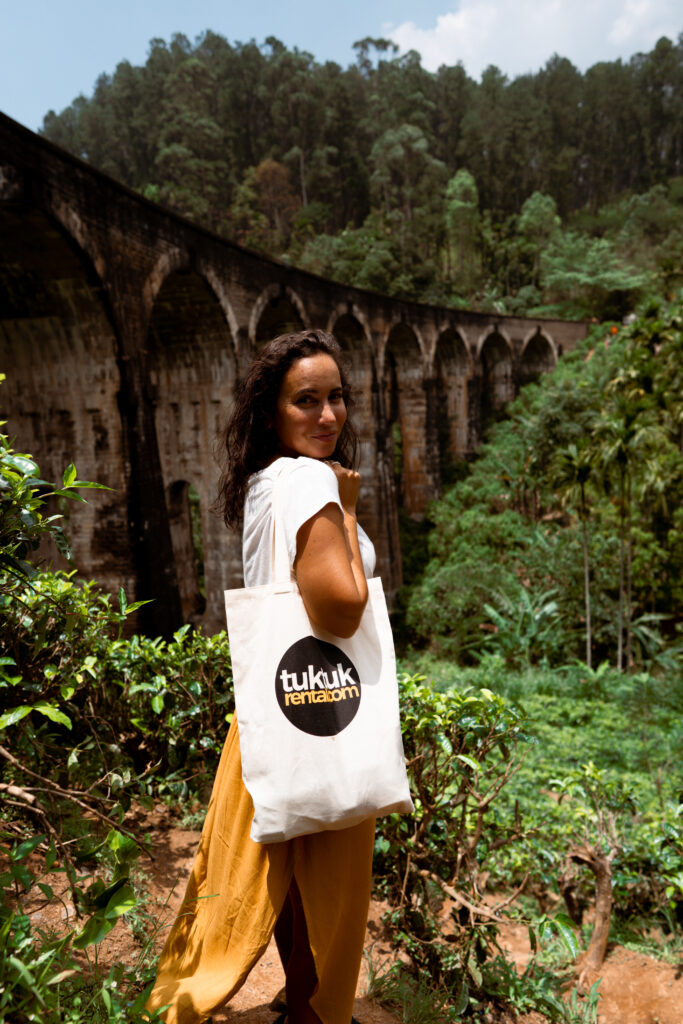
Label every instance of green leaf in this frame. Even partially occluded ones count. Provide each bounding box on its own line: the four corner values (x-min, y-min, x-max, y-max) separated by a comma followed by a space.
106, 830, 139, 862
455, 754, 481, 772
0, 705, 31, 729
124, 598, 154, 614
454, 979, 470, 1014
4, 454, 37, 475
33, 702, 72, 729
553, 912, 580, 958
467, 958, 483, 988
151, 693, 164, 714
11, 862, 34, 889
8, 955, 39, 991
49, 487, 87, 502
73, 912, 116, 949
62, 463, 77, 488
15, 834, 47, 860
528, 924, 538, 954
104, 883, 136, 920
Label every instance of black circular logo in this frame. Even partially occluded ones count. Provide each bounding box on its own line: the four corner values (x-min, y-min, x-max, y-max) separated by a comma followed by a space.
275, 636, 362, 736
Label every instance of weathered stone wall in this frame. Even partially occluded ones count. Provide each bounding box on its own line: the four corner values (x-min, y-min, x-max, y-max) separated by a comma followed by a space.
0, 112, 590, 636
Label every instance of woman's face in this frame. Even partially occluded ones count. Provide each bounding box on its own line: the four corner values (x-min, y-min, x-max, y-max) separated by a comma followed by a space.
273, 352, 347, 460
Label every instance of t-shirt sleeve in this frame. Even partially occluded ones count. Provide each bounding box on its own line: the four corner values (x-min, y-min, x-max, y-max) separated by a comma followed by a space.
281, 458, 343, 566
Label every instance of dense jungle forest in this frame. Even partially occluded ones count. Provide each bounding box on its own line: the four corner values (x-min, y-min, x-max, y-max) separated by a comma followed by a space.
42, 31, 683, 319
2, 26, 683, 1024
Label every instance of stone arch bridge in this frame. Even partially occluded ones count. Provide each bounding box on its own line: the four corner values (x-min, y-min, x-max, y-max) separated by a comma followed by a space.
0, 113, 589, 635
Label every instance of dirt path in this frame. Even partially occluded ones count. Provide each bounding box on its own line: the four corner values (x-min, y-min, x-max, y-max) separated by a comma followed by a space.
31, 808, 683, 1024
129, 812, 401, 1024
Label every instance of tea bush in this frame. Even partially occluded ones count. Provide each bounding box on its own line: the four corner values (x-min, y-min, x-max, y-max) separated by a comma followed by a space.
0, 422, 233, 1021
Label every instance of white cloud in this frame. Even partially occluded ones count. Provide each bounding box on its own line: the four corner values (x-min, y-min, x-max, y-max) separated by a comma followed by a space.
388, 0, 680, 79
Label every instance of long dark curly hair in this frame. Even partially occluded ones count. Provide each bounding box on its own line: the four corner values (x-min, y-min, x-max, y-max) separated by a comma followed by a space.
215, 329, 359, 528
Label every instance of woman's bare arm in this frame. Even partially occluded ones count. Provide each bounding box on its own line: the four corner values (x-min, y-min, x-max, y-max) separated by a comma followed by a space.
293, 467, 368, 638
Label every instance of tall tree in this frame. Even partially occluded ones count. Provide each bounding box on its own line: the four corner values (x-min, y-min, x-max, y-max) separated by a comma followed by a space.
153, 57, 231, 231
518, 192, 561, 286
444, 169, 480, 292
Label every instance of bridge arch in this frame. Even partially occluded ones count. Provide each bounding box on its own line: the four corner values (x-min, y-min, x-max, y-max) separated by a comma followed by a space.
520, 326, 557, 386
327, 302, 372, 346
249, 283, 309, 345
478, 327, 515, 427
145, 268, 242, 632
49, 194, 108, 286
434, 326, 475, 470
0, 199, 129, 595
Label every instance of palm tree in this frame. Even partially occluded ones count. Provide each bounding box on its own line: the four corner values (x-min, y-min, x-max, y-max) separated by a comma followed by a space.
593, 394, 663, 671
552, 443, 594, 668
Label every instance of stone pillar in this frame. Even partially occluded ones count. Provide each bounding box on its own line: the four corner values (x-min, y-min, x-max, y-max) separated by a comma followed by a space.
384, 323, 439, 517
332, 312, 401, 600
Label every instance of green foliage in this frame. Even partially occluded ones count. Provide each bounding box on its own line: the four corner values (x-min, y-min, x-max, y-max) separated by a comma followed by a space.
3, 382, 681, 1019
407, 299, 683, 670
444, 170, 481, 295
0, 831, 165, 1023
540, 231, 650, 319
389, 655, 683, 1015
373, 673, 528, 1012
428, 658, 683, 929
480, 952, 579, 1021
366, 961, 460, 1023
0, 416, 107, 577
0, 425, 232, 1021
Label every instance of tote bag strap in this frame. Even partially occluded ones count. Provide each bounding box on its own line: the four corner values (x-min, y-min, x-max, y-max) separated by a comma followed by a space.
270, 460, 296, 585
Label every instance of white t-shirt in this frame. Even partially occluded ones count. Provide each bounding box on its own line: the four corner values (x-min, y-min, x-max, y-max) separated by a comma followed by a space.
242, 456, 376, 587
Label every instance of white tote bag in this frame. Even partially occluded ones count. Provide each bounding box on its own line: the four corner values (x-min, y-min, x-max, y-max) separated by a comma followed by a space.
224, 464, 414, 843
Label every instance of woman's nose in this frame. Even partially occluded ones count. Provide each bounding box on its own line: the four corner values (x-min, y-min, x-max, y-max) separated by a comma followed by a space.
319, 402, 336, 423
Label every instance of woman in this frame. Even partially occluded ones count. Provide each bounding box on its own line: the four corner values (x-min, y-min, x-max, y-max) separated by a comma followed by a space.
147, 329, 375, 1024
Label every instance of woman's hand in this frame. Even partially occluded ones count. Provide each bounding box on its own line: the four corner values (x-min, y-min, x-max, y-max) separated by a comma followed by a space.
326, 461, 361, 515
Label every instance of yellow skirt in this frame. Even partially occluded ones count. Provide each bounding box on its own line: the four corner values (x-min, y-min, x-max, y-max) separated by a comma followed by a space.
146, 718, 375, 1024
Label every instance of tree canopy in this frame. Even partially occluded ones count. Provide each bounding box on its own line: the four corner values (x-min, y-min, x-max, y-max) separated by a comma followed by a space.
41, 31, 683, 318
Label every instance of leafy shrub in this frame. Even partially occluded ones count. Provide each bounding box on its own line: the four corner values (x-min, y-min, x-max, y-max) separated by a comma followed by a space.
0, 417, 233, 1021
373, 673, 530, 1011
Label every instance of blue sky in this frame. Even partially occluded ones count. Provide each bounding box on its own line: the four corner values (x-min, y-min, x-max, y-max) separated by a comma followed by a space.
1, 0, 680, 133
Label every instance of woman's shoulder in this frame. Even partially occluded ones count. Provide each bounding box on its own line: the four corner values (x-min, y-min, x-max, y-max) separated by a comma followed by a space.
250, 456, 335, 488
246, 457, 336, 515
